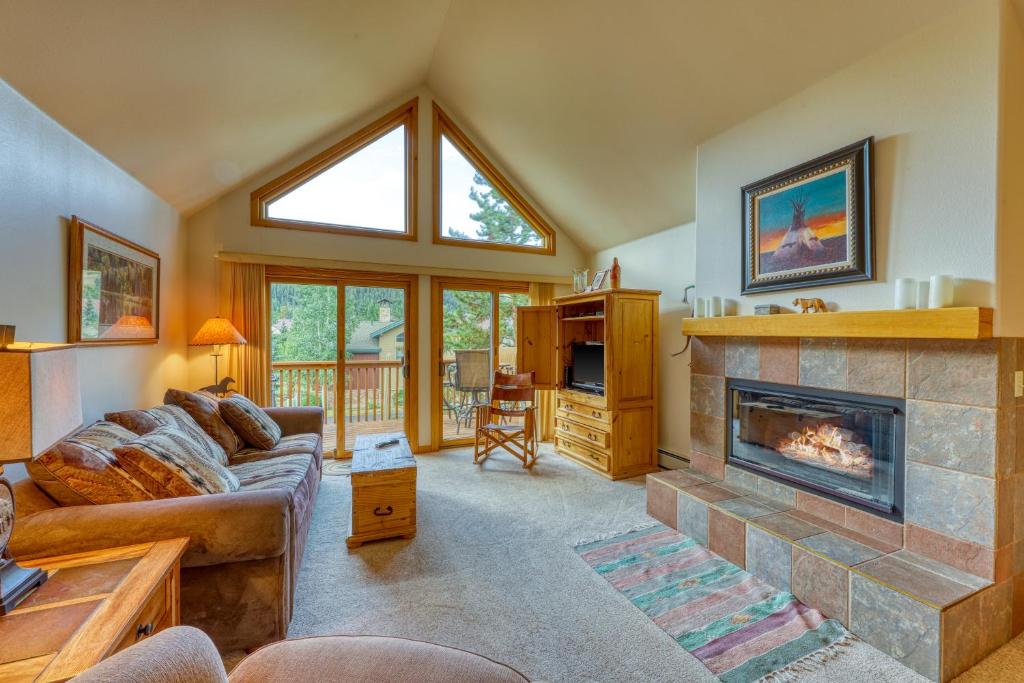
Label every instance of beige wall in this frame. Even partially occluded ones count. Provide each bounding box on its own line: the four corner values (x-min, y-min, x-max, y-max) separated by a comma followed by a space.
186, 85, 587, 449
695, 1, 1006, 327
997, 1, 1024, 337
0, 79, 188, 477
592, 223, 696, 460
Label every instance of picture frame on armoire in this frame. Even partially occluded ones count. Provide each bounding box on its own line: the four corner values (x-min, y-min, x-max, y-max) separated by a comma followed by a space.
68, 216, 160, 345
741, 138, 874, 294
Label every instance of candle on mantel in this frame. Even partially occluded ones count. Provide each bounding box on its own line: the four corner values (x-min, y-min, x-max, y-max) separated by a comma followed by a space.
894, 278, 916, 310
928, 275, 955, 308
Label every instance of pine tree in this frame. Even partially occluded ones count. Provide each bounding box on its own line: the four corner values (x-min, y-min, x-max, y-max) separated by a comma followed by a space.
468, 173, 543, 246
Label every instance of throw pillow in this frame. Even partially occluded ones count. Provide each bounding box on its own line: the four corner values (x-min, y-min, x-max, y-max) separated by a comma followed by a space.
219, 395, 282, 450
105, 404, 230, 466
164, 388, 243, 456
113, 426, 241, 499
27, 421, 153, 506
102, 409, 161, 436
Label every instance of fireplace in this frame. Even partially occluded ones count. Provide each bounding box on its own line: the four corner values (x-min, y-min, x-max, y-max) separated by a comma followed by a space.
727, 379, 904, 521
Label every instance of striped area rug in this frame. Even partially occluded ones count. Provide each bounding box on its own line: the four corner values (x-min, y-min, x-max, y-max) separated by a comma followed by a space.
575, 523, 853, 682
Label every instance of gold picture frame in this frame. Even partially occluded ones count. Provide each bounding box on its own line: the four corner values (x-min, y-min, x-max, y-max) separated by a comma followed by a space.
68, 216, 160, 345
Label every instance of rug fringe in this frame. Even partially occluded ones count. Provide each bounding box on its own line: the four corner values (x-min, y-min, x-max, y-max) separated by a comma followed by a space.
573, 521, 661, 548
754, 632, 859, 683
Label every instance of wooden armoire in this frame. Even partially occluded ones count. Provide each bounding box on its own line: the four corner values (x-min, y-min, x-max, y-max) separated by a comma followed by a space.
516, 288, 660, 480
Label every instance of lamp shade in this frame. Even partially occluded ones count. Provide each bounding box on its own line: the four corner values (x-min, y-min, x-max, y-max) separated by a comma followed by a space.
0, 343, 83, 462
190, 317, 247, 346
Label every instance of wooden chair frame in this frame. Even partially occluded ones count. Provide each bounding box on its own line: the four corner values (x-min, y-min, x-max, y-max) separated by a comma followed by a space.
473, 371, 539, 469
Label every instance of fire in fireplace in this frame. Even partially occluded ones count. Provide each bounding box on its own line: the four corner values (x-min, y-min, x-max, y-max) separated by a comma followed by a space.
727, 380, 904, 520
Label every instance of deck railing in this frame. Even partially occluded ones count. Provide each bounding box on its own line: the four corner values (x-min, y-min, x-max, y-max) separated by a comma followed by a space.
271, 360, 405, 425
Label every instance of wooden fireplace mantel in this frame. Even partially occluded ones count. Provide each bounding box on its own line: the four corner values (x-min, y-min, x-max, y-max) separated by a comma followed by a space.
681, 307, 992, 340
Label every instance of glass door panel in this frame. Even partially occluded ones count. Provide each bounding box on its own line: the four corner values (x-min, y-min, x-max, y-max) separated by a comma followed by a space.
342, 285, 407, 453
269, 282, 339, 456
498, 292, 531, 428
440, 288, 494, 445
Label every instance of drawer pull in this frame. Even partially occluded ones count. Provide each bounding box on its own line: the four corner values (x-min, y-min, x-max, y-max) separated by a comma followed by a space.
588, 434, 597, 441
374, 505, 394, 517
591, 410, 601, 418
136, 623, 155, 640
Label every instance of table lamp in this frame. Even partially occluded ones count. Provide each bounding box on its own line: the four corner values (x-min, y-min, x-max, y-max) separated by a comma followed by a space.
190, 317, 247, 389
0, 342, 83, 614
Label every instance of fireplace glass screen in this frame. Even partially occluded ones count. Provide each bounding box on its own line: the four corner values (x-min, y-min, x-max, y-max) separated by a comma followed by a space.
728, 381, 903, 518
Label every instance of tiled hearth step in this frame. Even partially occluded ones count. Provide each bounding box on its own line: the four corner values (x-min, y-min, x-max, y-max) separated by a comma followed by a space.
647, 468, 1005, 682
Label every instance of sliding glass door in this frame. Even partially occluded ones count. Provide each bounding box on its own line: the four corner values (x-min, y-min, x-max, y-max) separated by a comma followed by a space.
432, 279, 529, 447
268, 271, 417, 457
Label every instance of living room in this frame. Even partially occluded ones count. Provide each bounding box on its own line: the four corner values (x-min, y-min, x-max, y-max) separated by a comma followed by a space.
1, 1, 1023, 681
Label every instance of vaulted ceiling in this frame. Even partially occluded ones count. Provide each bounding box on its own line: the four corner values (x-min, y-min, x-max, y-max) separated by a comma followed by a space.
0, 0, 968, 251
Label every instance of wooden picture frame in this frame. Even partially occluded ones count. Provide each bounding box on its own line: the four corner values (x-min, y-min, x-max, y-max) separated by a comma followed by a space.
741, 138, 874, 294
68, 216, 160, 345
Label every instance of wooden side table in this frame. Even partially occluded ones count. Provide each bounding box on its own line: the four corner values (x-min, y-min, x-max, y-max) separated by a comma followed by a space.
347, 433, 416, 549
0, 538, 188, 682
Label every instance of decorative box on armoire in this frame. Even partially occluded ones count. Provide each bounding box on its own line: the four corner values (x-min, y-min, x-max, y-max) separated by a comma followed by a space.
516, 288, 660, 480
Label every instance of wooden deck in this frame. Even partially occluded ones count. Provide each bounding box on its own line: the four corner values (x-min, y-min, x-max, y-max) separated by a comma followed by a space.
323, 415, 472, 454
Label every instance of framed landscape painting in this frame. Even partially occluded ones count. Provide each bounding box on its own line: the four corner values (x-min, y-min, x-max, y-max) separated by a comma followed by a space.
741, 138, 874, 294
68, 216, 160, 344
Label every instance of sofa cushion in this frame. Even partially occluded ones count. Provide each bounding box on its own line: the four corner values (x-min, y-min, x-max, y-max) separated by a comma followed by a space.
164, 389, 243, 456
219, 395, 282, 450
230, 433, 321, 465
26, 421, 153, 506
230, 635, 529, 683
230, 454, 313, 492
114, 427, 241, 498
106, 404, 230, 466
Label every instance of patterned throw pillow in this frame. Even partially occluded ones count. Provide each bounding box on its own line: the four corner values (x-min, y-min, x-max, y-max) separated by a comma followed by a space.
106, 404, 230, 466
164, 389, 243, 456
113, 427, 241, 499
27, 421, 153, 506
219, 395, 282, 450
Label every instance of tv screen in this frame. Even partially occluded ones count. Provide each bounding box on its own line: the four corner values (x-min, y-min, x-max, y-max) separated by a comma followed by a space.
571, 343, 604, 387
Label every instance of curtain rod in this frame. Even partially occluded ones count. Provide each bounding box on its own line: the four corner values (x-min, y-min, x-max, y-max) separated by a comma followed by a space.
217, 252, 573, 285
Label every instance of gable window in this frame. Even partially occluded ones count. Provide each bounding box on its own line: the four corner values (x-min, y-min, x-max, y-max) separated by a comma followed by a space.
251, 99, 418, 239
432, 104, 555, 255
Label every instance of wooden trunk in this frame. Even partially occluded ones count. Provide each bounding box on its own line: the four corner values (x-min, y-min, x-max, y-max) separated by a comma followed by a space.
347, 433, 417, 549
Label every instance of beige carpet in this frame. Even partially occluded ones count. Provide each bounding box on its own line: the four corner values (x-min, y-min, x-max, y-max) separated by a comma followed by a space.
289, 446, 930, 682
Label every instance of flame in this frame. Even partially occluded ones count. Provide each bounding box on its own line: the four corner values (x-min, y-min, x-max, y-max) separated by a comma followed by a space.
775, 423, 872, 478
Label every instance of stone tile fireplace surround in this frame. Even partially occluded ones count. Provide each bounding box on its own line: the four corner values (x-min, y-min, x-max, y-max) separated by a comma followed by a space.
646, 334, 1024, 681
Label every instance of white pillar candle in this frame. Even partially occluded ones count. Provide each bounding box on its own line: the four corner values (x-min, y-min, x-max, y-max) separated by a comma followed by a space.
916, 281, 930, 310
928, 275, 955, 308
894, 278, 916, 310
694, 298, 706, 318
710, 296, 723, 317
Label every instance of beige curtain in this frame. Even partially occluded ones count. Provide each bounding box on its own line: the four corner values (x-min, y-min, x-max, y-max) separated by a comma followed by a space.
220, 262, 271, 405
528, 282, 556, 441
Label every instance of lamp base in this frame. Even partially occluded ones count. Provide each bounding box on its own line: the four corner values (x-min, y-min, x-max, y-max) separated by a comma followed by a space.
0, 555, 45, 615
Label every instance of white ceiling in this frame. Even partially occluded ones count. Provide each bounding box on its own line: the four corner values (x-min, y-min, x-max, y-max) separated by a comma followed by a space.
0, 0, 967, 251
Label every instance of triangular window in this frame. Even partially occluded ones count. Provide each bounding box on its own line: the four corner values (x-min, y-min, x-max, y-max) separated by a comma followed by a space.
252, 99, 417, 239
433, 104, 555, 254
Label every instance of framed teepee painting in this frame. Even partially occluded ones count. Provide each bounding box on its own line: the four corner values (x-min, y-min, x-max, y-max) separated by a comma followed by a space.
741, 138, 874, 294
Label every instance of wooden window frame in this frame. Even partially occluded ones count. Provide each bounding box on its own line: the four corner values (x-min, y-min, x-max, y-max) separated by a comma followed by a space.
251, 98, 419, 240
429, 276, 531, 449
265, 266, 420, 455
432, 103, 556, 256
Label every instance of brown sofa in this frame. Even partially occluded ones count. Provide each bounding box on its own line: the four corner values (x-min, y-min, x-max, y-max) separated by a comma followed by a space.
10, 406, 323, 652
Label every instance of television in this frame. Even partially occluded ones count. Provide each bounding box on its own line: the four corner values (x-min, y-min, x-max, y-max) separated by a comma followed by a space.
569, 342, 605, 394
